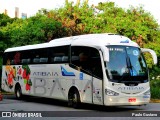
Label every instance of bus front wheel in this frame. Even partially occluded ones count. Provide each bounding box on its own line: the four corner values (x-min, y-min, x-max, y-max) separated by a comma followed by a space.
15, 85, 22, 99
68, 89, 81, 108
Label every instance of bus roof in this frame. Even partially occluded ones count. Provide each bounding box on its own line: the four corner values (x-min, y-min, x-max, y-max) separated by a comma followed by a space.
4, 33, 139, 52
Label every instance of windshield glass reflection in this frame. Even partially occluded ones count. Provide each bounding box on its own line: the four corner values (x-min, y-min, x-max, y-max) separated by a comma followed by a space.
106, 46, 148, 83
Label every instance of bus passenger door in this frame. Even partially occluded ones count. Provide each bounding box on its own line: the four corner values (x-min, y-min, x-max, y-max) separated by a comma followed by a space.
92, 76, 103, 105
91, 51, 103, 105
71, 46, 103, 104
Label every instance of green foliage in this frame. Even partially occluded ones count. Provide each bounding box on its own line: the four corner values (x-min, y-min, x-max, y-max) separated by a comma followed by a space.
150, 79, 160, 99
149, 66, 160, 80
150, 87, 160, 99
0, 13, 15, 26
0, 15, 65, 47
0, 13, 65, 69
1, 1, 159, 50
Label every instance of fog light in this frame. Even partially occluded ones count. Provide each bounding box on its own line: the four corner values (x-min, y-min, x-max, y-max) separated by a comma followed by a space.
109, 98, 112, 102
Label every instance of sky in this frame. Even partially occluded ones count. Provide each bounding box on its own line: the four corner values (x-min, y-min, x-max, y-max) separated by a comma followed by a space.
0, 0, 160, 24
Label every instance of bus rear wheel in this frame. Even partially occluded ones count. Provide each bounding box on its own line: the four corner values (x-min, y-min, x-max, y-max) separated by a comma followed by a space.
68, 89, 81, 108
15, 86, 22, 99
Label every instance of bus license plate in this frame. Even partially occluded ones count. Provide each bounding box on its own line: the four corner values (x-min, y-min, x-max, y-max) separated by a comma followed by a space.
128, 98, 136, 102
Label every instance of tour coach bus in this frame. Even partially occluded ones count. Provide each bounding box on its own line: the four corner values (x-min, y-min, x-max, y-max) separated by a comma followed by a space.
1, 33, 157, 107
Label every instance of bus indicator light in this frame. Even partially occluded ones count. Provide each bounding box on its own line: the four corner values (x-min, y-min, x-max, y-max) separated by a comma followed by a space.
79, 72, 83, 80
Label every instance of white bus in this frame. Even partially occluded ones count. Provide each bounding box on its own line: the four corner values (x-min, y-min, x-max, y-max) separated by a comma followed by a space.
1, 33, 157, 108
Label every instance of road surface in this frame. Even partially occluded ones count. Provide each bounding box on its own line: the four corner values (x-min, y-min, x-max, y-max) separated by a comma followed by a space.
0, 95, 159, 120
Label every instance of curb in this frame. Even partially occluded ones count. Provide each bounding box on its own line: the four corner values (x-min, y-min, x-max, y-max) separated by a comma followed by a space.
150, 99, 160, 103
1, 92, 14, 95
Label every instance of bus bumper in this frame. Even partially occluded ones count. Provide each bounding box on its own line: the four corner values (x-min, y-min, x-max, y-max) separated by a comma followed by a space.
104, 95, 150, 106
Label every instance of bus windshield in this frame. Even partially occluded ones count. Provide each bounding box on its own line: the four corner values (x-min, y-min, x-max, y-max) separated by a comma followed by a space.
106, 45, 148, 83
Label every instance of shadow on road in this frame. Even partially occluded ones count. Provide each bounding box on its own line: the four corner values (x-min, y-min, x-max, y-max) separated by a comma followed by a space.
4, 95, 145, 112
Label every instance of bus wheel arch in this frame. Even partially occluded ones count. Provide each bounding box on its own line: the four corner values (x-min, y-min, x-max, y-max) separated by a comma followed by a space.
15, 83, 22, 99
68, 86, 81, 108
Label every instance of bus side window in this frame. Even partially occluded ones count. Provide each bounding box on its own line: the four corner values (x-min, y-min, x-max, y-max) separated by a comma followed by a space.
21, 50, 31, 64
33, 58, 40, 63
4, 52, 14, 65
90, 48, 103, 80
13, 52, 21, 65
11, 60, 14, 65
21, 59, 31, 64
71, 46, 103, 79
50, 46, 69, 64
32, 48, 49, 64
71, 46, 90, 71
40, 58, 48, 63
3, 53, 8, 65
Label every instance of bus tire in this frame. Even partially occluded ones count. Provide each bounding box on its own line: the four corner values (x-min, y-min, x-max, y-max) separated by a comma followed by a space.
68, 89, 81, 109
15, 85, 22, 99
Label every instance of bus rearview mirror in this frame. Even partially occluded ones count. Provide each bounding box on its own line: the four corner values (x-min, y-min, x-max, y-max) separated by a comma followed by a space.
141, 48, 157, 65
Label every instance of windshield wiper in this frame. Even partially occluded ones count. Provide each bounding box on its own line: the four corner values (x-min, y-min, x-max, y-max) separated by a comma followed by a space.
127, 55, 139, 76
116, 53, 131, 82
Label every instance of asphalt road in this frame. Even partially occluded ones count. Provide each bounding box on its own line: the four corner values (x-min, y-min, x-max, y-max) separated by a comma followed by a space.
0, 95, 159, 120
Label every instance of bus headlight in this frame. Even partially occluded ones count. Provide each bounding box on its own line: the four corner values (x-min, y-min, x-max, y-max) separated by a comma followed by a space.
105, 89, 119, 96
144, 89, 150, 95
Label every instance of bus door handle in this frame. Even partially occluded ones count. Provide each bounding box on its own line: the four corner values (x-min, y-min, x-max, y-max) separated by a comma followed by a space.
53, 80, 55, 82
97, 91, 99, 94
40, 79, 42, 82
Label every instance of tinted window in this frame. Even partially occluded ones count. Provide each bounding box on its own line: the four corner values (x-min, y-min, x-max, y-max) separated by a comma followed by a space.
71, 46, 103, 79
3, 45, 70, 65
3, 52, 21, 65
21, 50, 31, 64
106, 46, 148, 83
32, 48, 49, 64
50, 46, 69, 63
3, 52, 10, 65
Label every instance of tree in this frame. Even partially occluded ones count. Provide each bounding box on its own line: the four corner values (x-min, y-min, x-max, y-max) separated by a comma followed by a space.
0, 14, 65, 48
0, 13, 16, 26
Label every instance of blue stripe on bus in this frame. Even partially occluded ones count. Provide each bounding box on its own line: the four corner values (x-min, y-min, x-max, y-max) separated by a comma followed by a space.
61, 66, 75, 76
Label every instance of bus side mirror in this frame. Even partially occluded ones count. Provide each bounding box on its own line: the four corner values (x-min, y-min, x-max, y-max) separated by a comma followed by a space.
141, 48, 157, 65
